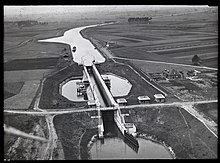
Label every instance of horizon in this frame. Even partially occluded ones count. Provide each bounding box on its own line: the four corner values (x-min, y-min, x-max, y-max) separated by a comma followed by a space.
4, 5, 209, 16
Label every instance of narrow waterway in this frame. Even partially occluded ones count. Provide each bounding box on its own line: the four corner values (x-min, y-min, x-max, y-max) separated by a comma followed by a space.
39, 23, 173, 159
90, 122, 172, 159
38, 23, 109, 64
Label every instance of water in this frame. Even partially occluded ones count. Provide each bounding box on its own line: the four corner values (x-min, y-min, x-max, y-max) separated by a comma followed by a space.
61, 74, 132, 102
38, 23, 111, 65
39, 23, 171, 159
90, 117, 172, 160
61, 79, 85, 101
101, 73, 132, 97
90, 120, 172, 159
90, 138, 172, 159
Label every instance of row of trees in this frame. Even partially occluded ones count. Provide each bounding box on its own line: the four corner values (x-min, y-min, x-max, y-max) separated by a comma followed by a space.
17, 20, 48, 28
128, 17, 152, 23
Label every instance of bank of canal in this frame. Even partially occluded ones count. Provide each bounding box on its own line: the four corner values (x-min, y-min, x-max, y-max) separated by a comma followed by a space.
40, 23, 217, 159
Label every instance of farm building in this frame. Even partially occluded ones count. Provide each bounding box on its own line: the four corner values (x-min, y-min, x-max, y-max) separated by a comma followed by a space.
163, 69, 182, 80
154, 94, 165, 103
187, 70, 201, 77
116, 98, 127, 106
137, 96, 150, 104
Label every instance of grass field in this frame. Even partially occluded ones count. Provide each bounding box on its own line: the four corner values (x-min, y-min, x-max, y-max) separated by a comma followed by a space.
53, 112, 98, 160
4, 80, 40, 109
194, 102, 218, 124
83, 8, 218, 68
129, 106, 217, 158
4, 57, 59, 71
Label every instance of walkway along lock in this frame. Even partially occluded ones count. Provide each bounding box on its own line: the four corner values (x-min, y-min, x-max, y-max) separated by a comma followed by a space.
82, 63, 139, 147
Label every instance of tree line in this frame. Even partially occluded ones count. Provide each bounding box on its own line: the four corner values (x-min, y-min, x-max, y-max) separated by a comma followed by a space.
128, 17, 152, 23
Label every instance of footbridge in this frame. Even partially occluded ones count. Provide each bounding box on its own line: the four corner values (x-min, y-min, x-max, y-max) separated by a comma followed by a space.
82, 62, 138, 146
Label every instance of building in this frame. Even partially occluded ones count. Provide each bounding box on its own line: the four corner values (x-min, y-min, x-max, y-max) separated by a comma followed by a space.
137, 96, 150, 104
87, 100, 96, 108
154, 94, 165, 103
116, 98, 127, 106
187, 70, 201, 77
163, 69, 182, 80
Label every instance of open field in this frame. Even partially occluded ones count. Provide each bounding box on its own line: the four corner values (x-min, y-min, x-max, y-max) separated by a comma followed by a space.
4, 82, 24, 99
193, 102, 218, 124
129, 106, 217, 158
4, 22, 75, 106
4, 80, 40, 109
4, 69, 53, 82
4, 22, 76, 62
4, 6, 218, 160
82, 8, 218, 68
4, 58, 59, 71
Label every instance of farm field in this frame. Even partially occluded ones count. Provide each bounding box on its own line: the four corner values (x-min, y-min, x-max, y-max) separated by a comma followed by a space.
4, 21, 77, 107
4, 80, 40, 109
4, 6, 218, 160
193, 102, 218, 124
83, 7, 218, 68
4, 57, 59, 71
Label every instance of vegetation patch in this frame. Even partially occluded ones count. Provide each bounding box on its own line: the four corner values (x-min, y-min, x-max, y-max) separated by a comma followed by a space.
39, 63, 87, 109
129, 106, 217, 158
4, 57, 59, 71
53, 112, 98, 160
194, 102, 217, 123
4, 114, 48, 160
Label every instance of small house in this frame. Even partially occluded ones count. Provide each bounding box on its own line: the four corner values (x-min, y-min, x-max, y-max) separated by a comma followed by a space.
88, 100, 96, 108
137, 96, 150, 104
154, 94, 165, 103
116, 98, 127, 106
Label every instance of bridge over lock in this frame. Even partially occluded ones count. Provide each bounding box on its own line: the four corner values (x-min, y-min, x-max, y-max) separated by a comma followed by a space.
79, 61, 139, 149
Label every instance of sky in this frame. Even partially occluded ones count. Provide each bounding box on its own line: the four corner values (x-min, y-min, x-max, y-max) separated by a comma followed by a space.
4, 5, 209, 16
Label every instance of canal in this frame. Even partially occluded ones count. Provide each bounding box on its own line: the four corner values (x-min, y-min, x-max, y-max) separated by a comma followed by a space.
88, 110, 172, 159
39, 23, 173, 159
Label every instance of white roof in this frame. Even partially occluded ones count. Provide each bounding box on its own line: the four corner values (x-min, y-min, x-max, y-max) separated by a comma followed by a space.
137, 96, 150, 101
116, 98, 127, 103
88, 100, 96, 106
154, 94, 165, 99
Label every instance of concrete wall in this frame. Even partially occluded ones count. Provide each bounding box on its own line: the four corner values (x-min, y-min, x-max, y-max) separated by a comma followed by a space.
92, 64, 117, 107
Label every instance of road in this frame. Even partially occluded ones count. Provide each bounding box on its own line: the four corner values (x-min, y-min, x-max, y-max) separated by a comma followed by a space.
113, 56, 218, 71
5, 17, 218, 159
4, 100, 217, 137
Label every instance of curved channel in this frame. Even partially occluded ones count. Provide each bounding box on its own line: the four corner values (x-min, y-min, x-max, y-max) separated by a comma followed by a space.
38, 23, 112, 64
38, 23, 174, 159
